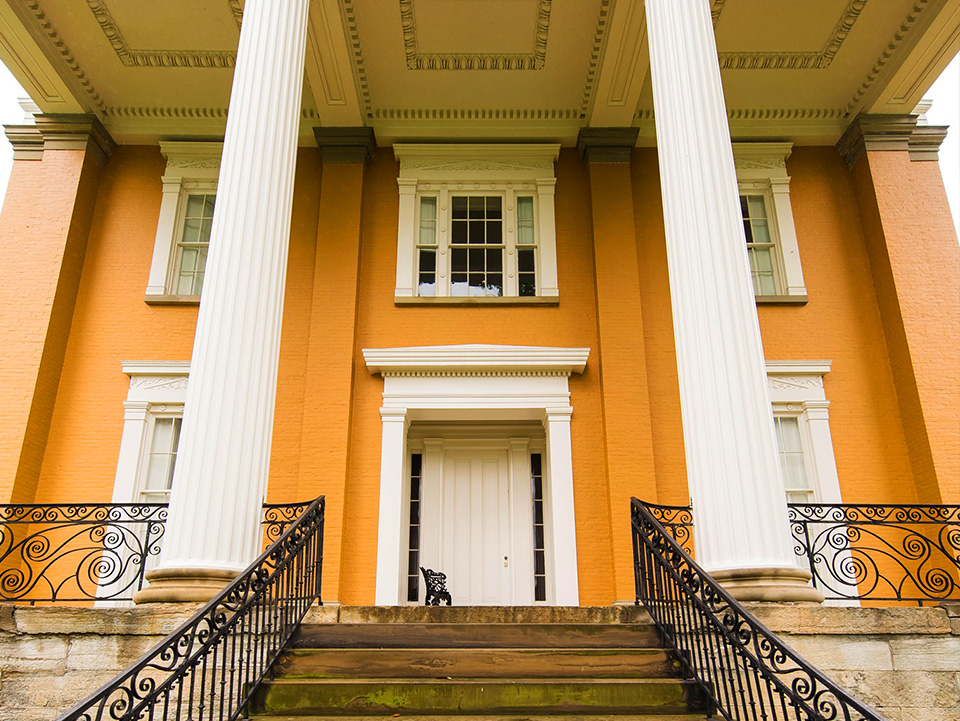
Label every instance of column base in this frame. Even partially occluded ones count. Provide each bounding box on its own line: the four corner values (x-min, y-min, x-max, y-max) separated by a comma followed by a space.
711, 566, 824, 603
133, 567, 238, 604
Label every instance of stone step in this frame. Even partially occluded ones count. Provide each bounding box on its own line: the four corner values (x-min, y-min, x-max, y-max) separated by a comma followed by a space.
253, 678, 707, 717
254, 713, 716, 721
292, 623, 662, 649
303, 605, 652, 625
276, 647, 679, 679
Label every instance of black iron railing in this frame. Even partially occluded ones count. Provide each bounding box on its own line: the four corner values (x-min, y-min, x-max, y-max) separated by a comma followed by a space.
632, 498, 884, 721
57, 495, 324, 721
0, 500, 312, 603
789, 503, 960, 605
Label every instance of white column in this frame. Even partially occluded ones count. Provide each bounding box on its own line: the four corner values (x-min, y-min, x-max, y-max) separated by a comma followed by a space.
136, 0, 310, 602
645, 0, 820, 601
545, 407, 579, 605
374, 408, 409, 605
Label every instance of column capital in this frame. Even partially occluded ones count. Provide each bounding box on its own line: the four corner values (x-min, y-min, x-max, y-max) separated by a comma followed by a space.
4, 114, 116, 164
313, 126, 377, 164
576, 127, 639, 164
837, 113, 948, 168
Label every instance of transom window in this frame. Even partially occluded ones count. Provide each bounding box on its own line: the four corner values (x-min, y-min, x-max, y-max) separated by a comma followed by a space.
740, 194, 778, 296
415, 190, 538, 298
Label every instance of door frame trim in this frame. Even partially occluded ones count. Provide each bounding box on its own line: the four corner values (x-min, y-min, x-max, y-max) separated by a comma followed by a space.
363, 344, 589, 606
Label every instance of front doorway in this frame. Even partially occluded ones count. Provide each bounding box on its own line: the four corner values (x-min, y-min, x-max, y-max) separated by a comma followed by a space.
405, 430, 546, 605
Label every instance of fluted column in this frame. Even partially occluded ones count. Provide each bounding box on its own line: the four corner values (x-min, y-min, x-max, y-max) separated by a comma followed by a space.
136, 0, 310, 602
645, 0, 821, 601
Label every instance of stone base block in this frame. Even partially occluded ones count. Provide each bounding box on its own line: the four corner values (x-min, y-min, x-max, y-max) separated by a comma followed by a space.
133, 567, 238, 604
711, 565, 825, 603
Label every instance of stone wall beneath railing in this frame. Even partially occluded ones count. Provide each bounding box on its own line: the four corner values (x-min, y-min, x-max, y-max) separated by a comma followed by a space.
747, 603, 960, 721
0, 604, 198, 721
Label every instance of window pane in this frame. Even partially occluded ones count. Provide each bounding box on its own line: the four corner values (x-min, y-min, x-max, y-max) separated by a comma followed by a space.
180, 248, 197, 272
740, 195, 750, 217
177, 273, 195, 296
420, 196, 437, 221
182, 218, 201, 243
451, 248, 467, 273
469, 247, 484, 270
486, 196, 502, 219
751, 219, 771, 244
452, 220, 467, 244
199, 219, 214, 244
468, 196, 484, 218
203, 195, 216, 217
469, 220, 485, 243
185, 195, 206, 217
518, 248, 536, 273
452, 196, 468, 219
487, 220, 502, 244
517, 196, 534, 220
486, 248, 502, 272
748, 195, 766, 218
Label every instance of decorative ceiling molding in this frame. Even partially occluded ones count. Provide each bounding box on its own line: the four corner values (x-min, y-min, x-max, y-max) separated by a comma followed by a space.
711, 0, 728, 26
339, 0, 373, 115
22, 0, 105, 111
399, 0, 552, 70
373, 107, 579, 121
635, 107, 847, 121
580, 0, 614, 116
845, 0, 933, 113
227, 0, 243, 30
85, 0, 237, 68
718, 0, 866, 70
102, 106, 320, 120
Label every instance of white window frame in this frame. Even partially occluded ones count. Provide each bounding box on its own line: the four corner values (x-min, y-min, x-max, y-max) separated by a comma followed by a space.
765, 361, 842, 505
393, 144, 560, 302
734, 143, 806, 299
145, 142, 222, 303
110, 361, 189, 506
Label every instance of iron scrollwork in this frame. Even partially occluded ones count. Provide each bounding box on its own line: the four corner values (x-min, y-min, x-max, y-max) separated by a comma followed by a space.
632, 497, 885, 721
420, 566, 452, 606
788, 503, 960, 604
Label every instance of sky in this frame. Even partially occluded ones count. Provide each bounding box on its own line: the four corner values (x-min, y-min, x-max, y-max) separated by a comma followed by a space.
0, 55, 957, 234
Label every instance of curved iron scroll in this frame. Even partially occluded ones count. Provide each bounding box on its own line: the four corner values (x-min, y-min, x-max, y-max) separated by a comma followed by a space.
57, 496, 324, 721
788, 503, 960, 604
0, 501, 319, 603
632, 498, 884, 721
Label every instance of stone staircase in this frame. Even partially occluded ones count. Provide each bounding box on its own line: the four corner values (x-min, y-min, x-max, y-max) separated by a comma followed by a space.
251, 606, 710, 720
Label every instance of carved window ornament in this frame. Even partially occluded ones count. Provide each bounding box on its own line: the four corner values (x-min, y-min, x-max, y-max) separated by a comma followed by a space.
733, 143, 807, 301
393, 144, 561, 303
145, 142, 222, 304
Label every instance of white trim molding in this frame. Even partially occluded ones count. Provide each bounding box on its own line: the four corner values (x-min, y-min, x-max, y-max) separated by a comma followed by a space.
765, 360, 842, 505
392, 144, 561, 301
363, 344, 589, 606
144, 142, 222, 302
734, 142, 807, 298
111, 361, 190, 507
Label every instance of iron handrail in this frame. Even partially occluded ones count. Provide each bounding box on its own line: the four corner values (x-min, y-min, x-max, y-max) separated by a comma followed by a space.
55, 495, 324, 721
0, 500, 312, 603
631, 497, 884, 721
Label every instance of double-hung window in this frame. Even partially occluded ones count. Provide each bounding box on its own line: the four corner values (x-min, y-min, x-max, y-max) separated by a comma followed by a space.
145, 142, 222, 303
733, 143, 807, 301
395, 144, 560, 302
415, 190, 540, 298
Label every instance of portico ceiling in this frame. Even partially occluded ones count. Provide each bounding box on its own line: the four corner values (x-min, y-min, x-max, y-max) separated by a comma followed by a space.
0, 0, 956, 145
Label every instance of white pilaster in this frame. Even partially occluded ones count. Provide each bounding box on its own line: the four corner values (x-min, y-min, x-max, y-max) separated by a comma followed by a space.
137, 0, 310, 600
545, 407, 579, 605
645, 0, 819, 600
374, 408, 409, 606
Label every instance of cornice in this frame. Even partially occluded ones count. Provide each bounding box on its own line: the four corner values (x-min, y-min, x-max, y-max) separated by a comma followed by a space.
340, 0, 373, 115
313, 126, 376, 163
121, 360, 191, 376
23, 0, 105, 112
845, 0, 934, 114
394, 143, 560, 174
836, 113, 946, 167
363, 344, 590, 376
576, 127, 639, 163
765, 360, 832, 377
399, 0, 552, 71
580, 0, 614, 116
159, 141, 224, 170
3, 125, 44, 160
731, 142, 793, 171
34, 113, 116, 164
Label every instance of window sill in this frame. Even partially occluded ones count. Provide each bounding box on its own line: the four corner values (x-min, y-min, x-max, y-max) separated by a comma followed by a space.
144, 294, 201, 306
756, 294, 808, 306
395, 296, 559, 307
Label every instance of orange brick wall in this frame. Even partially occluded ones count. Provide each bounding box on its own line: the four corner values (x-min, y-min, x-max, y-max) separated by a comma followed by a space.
7, 141, 955, 605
